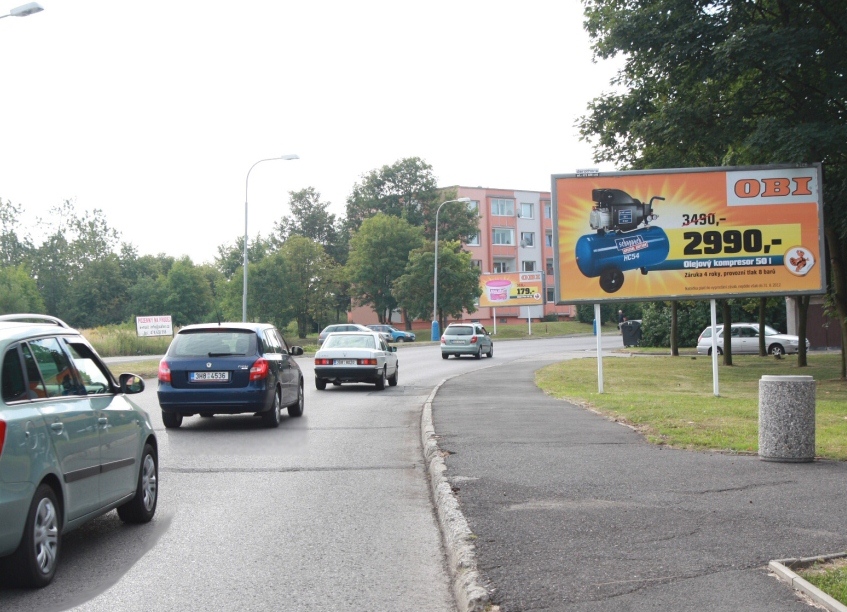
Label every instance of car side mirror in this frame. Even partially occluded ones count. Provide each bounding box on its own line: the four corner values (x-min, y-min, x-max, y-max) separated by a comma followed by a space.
119, 373, 145, 394
390, 346, 397, 353
290, 346, 304, 356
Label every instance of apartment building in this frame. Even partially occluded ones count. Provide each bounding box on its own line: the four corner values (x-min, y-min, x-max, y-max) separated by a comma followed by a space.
350, 185, 576, 328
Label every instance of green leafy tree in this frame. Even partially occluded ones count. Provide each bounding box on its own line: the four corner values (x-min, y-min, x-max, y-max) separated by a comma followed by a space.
277, 235, 337, 338
274, 188, 348, 264
0, 265, 44, 314
214, 235, 272, 280
346, 214, 425, 322
580, 0, 847, 374
246, 250, 293, 329
346, 158, 439, 233
0, 199, 32, 267
164, 257, 214, 326
65, 255, 129, 327
393, 241, 482, 333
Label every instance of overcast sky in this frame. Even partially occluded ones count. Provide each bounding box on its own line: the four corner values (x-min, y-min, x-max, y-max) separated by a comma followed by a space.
1, 0, 621, 264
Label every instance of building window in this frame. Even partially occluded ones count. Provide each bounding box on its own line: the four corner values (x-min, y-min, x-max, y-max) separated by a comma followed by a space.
545, 231, 553, 247
520, 202, 534, 219
492, 228, 515, 245
468, 200, 479, 215
543, 201, 552, 219
520, 232, 535, 247
546, 258, 554, 276
493, 259, 513, 273
546, 287, 555, 303
491, 198, 515, 216
522, 260, 536, 272
467, 232, 480, 246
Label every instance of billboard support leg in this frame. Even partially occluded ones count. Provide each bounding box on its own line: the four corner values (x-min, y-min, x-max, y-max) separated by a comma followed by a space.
595, 303, 604, 394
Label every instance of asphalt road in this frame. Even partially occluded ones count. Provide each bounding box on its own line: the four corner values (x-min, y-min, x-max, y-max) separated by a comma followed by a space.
0, 333, 607, 611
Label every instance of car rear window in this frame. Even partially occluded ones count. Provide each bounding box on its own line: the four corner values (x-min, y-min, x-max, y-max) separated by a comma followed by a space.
446, 326, 473, 336
169, 331, 257, 357
323, 334, 376, 349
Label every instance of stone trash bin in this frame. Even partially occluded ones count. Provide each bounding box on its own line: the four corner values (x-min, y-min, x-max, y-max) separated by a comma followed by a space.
758, 375, 816, 462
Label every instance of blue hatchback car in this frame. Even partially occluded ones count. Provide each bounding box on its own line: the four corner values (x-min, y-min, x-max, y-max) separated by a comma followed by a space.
367, 324, 416, 342
157, 322, 305, 429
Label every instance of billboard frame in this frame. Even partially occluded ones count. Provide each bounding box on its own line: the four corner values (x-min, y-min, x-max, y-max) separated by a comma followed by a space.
552, 163, 826, 305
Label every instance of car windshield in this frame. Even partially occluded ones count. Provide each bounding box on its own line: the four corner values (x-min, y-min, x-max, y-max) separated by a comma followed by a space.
323, 334, 376, 349
762, 325, 780, 336
169, 331, 256, 357
446, 326, 473, 336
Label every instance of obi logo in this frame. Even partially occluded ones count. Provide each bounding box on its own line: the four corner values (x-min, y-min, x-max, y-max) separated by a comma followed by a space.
726, 169, 819, 206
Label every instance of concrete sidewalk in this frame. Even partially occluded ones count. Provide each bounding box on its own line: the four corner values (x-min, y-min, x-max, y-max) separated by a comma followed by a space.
425, 359, 847, 612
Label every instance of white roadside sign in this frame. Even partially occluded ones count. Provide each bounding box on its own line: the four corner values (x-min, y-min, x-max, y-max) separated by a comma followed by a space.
136, 315, 173, 337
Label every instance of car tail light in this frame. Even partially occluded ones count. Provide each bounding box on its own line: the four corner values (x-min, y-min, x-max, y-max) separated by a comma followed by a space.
250, 358, 269, 381
0, 420, 6, 457
358, 358, 377, 366
440, 335, 445, 345
315, 358, 331, 365
158, 360, 171, 383
470, 335, 478, 344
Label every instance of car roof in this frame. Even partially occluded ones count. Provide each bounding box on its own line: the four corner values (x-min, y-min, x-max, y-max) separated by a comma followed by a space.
0, 316, 81, 345
177, 322, 272, 333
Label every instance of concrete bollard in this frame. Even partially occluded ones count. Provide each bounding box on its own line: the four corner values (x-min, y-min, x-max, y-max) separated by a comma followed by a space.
758, 375, 816, 462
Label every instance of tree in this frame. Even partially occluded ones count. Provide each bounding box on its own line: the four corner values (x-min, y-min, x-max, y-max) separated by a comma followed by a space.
273, 188, 348, 264
214, 235, 272, 279
346, 214, 425, 322
580, 0, 847, 375
164, 257, 214, 326
0, 199, 32, 267
345, 158, 439, 232
277, 236, 337, 338
393, 241, 482, 333
65, 255, 129, 327
0, 265, 44, 314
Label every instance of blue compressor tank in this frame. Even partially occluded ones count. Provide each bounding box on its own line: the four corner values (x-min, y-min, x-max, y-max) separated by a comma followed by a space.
575, 226, 670, 290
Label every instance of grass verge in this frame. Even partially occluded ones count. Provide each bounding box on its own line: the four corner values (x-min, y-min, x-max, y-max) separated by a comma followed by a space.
535, 352, 847, 460
797, 558, 847, 605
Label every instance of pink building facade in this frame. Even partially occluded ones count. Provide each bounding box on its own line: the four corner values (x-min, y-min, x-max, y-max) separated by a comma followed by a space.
350, 185, 576, 329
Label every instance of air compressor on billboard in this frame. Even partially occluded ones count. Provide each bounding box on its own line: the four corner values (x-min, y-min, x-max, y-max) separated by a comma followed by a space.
575, 188, 670, 293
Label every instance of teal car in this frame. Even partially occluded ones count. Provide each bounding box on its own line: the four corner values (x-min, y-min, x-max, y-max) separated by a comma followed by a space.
367, 324, 416, 342
0, 314, 156, 587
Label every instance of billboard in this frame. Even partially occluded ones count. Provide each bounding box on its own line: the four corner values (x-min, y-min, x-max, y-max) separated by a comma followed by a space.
479, 272, 544, 308
136, 315, 173, 337
552, 164, 825, 304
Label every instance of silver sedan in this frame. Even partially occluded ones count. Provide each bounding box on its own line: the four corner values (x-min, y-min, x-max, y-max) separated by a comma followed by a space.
314, 332, 399, 390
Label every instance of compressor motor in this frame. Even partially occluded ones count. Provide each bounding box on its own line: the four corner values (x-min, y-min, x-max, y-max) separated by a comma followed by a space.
576, 188, 669, 293
589, 188, 663, 234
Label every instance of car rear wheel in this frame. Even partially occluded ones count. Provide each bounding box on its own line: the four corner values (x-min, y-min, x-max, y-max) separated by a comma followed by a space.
162, 411, 182, 428
5, 483, 61, 587
261, 390, 282, 428
487, 344, 494, 358
707, 347, 724, 356
287, 380, 304, 417
315, 377, 327, 390
118, 444, 158, 524
388, 364, 398, 387
769, 344, 786, 356
474, 348, 481, 360
441, 353, 449, 360
375, 367, 387, 390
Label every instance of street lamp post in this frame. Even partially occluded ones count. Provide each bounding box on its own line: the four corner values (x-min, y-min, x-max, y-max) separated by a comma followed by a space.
0, 2, 43, 18
242, 154, 299, 322
432, 197, 471, 341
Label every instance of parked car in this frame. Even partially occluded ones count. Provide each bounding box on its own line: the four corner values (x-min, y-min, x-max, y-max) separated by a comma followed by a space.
318, 323, 390, 345
314, 331, 398, 390
0, 314, 155, 587
367, 324, 416, 343
441, 323, 494, 359
696, 323, 809, 356
157, 322, 305, 428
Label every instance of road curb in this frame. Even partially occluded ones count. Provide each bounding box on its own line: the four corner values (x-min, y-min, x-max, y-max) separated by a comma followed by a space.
422, 381, 490, 612
769, 554, 847, 612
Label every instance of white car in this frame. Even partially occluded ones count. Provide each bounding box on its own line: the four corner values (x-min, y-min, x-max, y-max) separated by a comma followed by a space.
696, 323, 808, 356
314, 331, 399, 390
